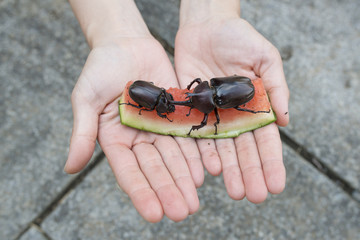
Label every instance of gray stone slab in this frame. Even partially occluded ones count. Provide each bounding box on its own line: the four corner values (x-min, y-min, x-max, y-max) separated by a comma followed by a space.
0, 0, 100, 239
137, 0, 360, 189
1, 0, 359, 239
41, 145, 359, 239
243, 0, 360, 189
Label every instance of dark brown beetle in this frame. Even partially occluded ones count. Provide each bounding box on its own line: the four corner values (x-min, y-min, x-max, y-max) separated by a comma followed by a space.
120, 80, 175, 121
171, 76, 271, 135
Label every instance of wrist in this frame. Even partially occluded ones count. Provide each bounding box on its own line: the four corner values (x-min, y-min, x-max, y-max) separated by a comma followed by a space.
179, 0, 240, 27
69, 0, 151, 48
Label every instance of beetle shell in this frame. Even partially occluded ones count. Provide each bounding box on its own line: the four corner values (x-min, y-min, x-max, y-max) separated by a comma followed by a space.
128, 80, 163, 109
211, 76, 255, 109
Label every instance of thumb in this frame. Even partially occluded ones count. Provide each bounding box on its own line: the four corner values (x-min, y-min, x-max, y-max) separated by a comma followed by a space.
64, 90, 99, 174
260, 49, 290, 127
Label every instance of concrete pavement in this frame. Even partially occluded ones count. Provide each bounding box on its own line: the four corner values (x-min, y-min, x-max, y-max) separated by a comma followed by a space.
1, 0, 359, 239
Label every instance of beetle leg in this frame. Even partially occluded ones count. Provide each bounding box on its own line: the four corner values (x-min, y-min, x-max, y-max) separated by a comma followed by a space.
235, 106, 271, 114
119, 101, 142, 108
157, 112, 173, 122
187, 78, 202, 90
187, 113, 208, 135
186, 106, 194, 116
138, 108, 154, 115
119, 101, 146, 115
213, 108, 220, 135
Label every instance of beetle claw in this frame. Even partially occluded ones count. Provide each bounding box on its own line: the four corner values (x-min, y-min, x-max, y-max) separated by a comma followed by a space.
164, 114, 173, 122
186, 107, 193, 117
185, 92, 192, 99
158, 112, 173, 122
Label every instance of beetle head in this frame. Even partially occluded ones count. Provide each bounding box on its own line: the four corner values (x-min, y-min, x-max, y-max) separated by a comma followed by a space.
156, 92, 175, 114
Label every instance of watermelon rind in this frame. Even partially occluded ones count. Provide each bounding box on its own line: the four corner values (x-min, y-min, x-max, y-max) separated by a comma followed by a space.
119, 95, 277, 138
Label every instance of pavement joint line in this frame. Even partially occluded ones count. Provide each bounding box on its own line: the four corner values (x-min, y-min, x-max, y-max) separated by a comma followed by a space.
280, 129, 360, 204
14, 151, 106, 240
31, 223, 53, 240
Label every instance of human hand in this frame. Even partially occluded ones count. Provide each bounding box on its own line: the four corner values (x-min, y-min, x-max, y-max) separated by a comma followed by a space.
65, 0, 202, 222
175, 0, 289, 203
65, 38, 201, 222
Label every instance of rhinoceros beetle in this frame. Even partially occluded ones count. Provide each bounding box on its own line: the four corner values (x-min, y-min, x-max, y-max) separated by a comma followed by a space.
120, 80, 175, 121
170, 76, 271, 135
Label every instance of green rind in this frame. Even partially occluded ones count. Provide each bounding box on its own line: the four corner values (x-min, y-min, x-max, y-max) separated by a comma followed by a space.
119, 95, 277, 138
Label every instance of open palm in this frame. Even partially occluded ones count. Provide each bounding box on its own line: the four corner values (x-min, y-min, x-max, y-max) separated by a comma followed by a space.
175, 18, 289, 203
65, 38, 200, 222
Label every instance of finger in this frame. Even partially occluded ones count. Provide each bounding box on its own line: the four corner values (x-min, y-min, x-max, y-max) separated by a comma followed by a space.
260, 47, 290, 127
155, 136, 199, 214
216, 138, 245, 200
196, 139, 222, 176
105, 144, 163, 223
64, 95, 98, 174
254, 123, 286, 194
235, 132, 268, 203
133, 142, 189, 222
174, 136, 204, 188
172, 73, 220, 177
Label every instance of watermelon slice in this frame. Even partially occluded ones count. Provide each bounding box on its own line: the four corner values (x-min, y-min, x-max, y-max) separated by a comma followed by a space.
119, 78, 276, 138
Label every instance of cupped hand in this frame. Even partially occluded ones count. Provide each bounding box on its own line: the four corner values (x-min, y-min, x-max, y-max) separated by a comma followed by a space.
175, 18, 289, 203
64, 37, 202, 222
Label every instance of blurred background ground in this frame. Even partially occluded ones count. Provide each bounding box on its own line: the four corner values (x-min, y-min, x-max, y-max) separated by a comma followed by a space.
0, 0, 359, 239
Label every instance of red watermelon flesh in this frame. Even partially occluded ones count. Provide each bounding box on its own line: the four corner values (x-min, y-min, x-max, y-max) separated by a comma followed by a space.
119, 78, 276, 138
